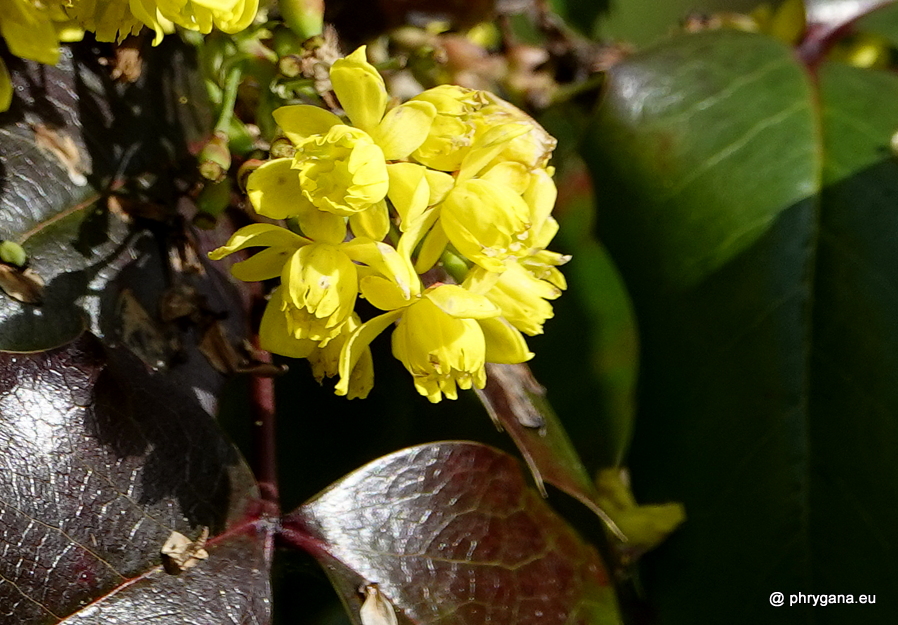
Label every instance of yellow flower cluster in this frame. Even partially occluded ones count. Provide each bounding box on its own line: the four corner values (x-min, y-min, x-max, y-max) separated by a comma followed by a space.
211, 47, 569, 403
0, 0, 258, 111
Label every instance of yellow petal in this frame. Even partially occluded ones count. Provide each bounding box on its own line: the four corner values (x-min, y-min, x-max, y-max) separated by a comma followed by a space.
478, 317, 533, 363
440, 180, 532, 272
296, 206, 347, 245
213, 0, 259, 32
411, 115, 472, 171
342, 238, 419, 299
273, 104, 342, 144
260, 288, 316, 358
481, 162, 532, 196
424, 285, 500, 319
424, 170, 455, 205
411, 84, 483, 115
370, 101, 436, 160
1, 1, 60, 65
335, 309, 403, 395
246, 158, 310, 219
285, 244, 357, 320
457, 122, 530, 184
524, 167, 558, 232
345, 347, 375, 399
330, 46, 387, 133
359, 275, 411, 311
460, 265, 502, 295
349, 200, 390, 241
532, 216, 559, 250
231, 246, 294, 281
0, 59, 11, 112
208, 223, 308, 260
396, 207, 440, 262
391, 298, 486, 401
293, 125, 389, 216
414, 220, 448, 274
386, 163, 430, 228
482, 263, 559, 336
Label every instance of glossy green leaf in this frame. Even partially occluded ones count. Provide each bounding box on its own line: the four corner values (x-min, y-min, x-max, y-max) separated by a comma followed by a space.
596, 0, 761, 45
584, 29, 898, 623
854, 1, 898, 45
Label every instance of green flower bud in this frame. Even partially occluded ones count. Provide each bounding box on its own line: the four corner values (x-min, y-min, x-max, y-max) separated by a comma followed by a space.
0, 241, 27, 267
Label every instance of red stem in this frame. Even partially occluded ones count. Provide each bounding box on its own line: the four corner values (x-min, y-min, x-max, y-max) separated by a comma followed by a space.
251, 337, 279, 511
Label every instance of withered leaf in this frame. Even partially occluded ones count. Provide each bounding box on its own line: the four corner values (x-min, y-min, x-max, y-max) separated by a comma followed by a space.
31, 123, 88, 186
0, 263, 44, 304
161, 527, 210, 574
359, 584, 398, 625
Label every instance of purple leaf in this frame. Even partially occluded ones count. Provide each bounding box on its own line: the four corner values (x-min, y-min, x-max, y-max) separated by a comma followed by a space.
284, 442, 621, 625
0, 334, 272, 623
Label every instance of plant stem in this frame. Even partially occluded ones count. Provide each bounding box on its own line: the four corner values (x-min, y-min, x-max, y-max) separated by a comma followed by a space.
249, 288, 280, 512
214, 64, 243, 135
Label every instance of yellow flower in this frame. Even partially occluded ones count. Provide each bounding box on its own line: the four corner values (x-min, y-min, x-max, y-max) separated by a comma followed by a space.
280, 242, 360, 344
258, 292, 373, 398
472, 94, 557, 171
268, 47, 435, 236
440, 178, 533, 273
307, 313, 374, 399
294, 125, 389, 216
521, 248, 571, 289
259, 286, 317, 358
336, 284, 532, 403
210, 223, 413, 345
63, 0, 258, 44
464, 262, 564, 336
410, 85, 486, 171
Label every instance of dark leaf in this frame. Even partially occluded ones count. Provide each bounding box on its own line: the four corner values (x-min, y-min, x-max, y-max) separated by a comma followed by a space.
584, 29, 898, 623
285, 442, 622, 625
0, 334, 272, 623
0, 38, 211, 352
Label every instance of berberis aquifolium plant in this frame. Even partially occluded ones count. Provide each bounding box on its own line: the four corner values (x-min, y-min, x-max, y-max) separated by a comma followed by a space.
209, 47, 568, 403
3, 0, 898, 623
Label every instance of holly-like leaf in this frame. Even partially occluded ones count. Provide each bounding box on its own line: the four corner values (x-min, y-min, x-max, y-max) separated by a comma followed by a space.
0, 334, 272, 622
284, 442, 622, 625
584, 28, 898, 623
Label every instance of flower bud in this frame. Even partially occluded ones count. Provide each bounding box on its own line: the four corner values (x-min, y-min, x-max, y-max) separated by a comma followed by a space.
0, 241, 27, 268
198, 131, 232, 182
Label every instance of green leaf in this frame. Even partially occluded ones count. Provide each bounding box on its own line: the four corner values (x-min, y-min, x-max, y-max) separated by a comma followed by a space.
584, 29, 898, 623
595, 0, 761, 45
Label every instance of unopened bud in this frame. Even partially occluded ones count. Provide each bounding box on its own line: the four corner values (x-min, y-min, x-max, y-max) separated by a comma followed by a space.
237, 159, 265, 192
0, 240, 27, 267
280, 0, 324, 40
198, 131, 232, 182
278, 54, 303, 78
272, 24, 305, 58
269, 136, 296, 159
